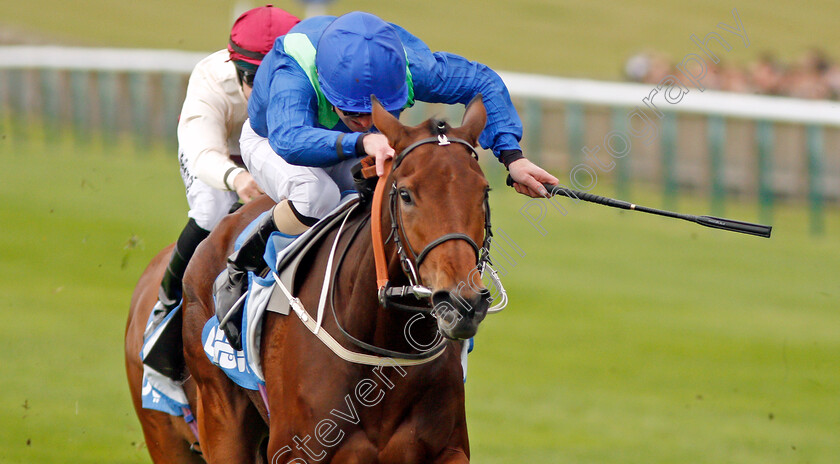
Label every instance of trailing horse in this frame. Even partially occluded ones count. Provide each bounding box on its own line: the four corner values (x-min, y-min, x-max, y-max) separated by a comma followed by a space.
126, 198, 274, 463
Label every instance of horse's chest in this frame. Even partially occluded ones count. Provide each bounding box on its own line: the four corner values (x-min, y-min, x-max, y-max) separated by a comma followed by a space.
330, 420, 435, 464
301, 390, 460, 463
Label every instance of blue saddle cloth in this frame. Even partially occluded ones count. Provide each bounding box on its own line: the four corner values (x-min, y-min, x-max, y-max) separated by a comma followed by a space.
141, 373, 187, 417
201, 298, 264, 391
140, 274, 268, 417
144, 193, 475, 417
140, 305, 189, 416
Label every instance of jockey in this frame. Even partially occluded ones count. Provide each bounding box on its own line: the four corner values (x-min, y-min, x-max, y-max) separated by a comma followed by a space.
150, 5, 300, 328
215, 11, 558, 328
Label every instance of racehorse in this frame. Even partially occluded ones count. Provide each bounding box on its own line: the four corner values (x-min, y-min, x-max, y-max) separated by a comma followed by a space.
125, 194, 275, 463
125, 243, 206, 463
129, 95, 493, 463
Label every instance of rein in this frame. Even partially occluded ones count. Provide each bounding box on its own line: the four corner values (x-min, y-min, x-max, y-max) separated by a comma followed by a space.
271, 206, 448, 366
327, 214, 447, 360
279, 130, 507, 366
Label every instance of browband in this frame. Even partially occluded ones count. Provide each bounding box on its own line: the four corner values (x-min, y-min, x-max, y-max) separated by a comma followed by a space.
392, 134, 479, 171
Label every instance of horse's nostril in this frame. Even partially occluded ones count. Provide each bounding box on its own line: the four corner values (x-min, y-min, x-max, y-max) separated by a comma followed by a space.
431, 289, 490, 316
431, 290, 452, 307
461, 289, 491, 317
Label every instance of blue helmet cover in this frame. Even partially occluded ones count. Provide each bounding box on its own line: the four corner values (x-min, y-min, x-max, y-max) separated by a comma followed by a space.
316, 12, 408, 113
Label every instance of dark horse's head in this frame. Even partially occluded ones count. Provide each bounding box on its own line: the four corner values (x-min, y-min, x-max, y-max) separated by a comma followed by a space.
372, 96, 491, 340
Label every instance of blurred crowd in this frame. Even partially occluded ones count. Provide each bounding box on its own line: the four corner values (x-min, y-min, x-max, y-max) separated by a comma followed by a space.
624, 48, 840, 100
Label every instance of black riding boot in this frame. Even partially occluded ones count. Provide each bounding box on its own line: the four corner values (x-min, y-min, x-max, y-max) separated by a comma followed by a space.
215, 210, 278, 349
157, 256, 185, 311
146, 218, 210, 338
143, 219, 209, 380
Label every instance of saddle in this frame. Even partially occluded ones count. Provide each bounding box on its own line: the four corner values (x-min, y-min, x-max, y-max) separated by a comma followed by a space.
214, 195, 362, 349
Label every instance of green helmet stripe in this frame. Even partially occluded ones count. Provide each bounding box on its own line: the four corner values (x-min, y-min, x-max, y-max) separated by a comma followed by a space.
282, 33, 339, 129
282, 32, 414, 129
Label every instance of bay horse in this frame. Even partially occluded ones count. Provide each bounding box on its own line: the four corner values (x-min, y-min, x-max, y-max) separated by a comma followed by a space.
124, 243, 205, 463
125, 244, 204, 464
128, 95, 493, 462
125, 195, 276, 463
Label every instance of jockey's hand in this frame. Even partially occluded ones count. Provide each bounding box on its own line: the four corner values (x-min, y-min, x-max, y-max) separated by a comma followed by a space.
233, 171, 264, 203
507, 158, 559, 198
363, 134, 396, 176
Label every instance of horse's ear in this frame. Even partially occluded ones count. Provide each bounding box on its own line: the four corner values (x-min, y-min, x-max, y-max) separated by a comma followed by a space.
371, 95, 407, 148
458, 94, 487, 147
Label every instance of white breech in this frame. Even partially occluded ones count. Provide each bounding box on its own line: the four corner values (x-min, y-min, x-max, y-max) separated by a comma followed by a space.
239, 120, 357, 220
179, 150, 240, 231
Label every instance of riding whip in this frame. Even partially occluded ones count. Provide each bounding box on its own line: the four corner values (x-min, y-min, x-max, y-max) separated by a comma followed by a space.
507, 176, 772, 238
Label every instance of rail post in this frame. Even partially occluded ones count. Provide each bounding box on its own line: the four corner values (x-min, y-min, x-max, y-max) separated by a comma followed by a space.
756, 120, 774, 225
708, 115, 726, 216
806, 125, 825, 235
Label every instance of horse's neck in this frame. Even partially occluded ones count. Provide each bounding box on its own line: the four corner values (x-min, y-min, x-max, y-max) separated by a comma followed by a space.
335, 217, 437, 353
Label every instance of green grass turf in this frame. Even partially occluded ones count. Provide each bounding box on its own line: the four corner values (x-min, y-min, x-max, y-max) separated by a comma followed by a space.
1, 127, 838, 462
2, 0, 839, 79
467, 184, 840, 463
0, 133, 185, 463
1, 3, 838, 462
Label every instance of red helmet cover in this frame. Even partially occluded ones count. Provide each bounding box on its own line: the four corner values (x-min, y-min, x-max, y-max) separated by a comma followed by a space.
228, 5, 300, 65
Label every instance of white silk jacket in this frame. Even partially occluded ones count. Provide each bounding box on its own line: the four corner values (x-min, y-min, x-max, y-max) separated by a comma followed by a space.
177, 49, 248, 191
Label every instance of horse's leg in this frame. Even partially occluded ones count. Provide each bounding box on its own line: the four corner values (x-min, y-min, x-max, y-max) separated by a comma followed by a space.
126, 356, 203, 463
126, 245, 204, 464
192, 378, 266, 463
183, 299, 266, 463
135, 410, 204, 464
259, 312, 329, 464
430, 418, 469, 464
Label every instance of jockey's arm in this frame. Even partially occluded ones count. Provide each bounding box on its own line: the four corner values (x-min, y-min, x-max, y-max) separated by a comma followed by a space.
178, 55, 248, 193
398, 30, 557, 196
252, 60, 367, 168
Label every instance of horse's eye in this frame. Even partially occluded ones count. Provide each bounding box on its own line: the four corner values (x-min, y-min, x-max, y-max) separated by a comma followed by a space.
398, 188, 413, 204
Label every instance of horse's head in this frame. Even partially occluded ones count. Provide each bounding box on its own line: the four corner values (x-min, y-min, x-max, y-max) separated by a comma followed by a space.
372, 96, 491, 340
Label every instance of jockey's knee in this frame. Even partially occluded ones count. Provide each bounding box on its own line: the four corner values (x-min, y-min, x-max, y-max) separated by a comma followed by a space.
189, 203, 233, 231
287, 176, 340, 220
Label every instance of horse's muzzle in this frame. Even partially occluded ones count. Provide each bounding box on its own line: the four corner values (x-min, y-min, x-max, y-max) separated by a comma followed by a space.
431, 288, 491, 340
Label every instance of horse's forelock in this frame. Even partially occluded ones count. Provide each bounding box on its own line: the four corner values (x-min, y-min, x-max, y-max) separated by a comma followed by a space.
427, 118, 450, 136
